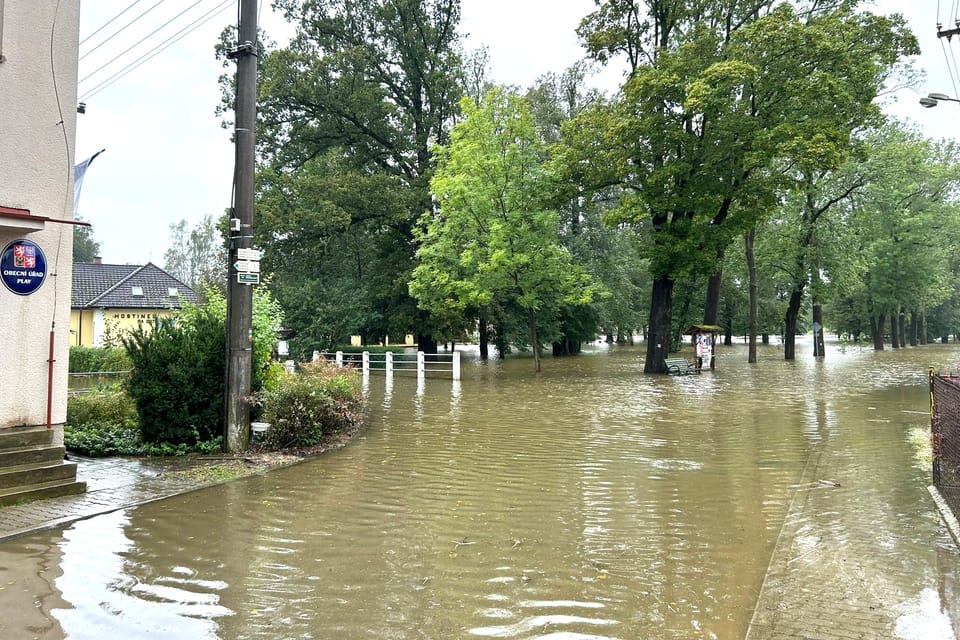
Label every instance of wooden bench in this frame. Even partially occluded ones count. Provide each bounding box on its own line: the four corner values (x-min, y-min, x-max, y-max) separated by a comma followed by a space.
664, 357, 697, 375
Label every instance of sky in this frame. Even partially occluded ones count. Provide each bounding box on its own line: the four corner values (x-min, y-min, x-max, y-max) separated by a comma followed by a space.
73, 1, 958, 266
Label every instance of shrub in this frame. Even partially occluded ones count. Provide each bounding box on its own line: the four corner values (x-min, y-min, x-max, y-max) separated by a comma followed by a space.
258, 360, 364, 450
123, 312, 225, 445
66, 385, 225, 457
68, 346, 131, 373
66, 384, 138, 429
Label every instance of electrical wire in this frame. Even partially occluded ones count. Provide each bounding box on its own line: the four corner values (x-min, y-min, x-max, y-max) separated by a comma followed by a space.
946, 39, 960, 98
79, 0, 208, 81
79, 0, 146, 46
49, 0, 70, 335
79, 0, 168, 61
79, 0, 234, 101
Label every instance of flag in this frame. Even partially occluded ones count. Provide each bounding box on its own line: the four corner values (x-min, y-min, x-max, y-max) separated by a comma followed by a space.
73, 148, 105, 218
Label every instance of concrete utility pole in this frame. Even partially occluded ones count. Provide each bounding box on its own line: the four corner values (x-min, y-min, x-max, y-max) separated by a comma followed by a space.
224, 0, 258, 452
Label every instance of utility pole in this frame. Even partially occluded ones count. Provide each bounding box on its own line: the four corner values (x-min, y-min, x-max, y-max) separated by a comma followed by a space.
224, 0, 258, 452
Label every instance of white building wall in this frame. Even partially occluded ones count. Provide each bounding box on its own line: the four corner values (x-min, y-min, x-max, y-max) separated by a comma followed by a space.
0, 0, 79, 430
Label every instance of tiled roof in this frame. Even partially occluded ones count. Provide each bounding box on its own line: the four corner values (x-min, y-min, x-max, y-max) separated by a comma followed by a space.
72, 262, 201, 310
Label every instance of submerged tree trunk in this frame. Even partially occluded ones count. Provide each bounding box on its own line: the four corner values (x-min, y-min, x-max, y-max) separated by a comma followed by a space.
898, 309, 907, 348
871, 314, 885, 351
910, 309, 919, 347
783, 287, 804, 360
417, 333, 438, 354
527, 308, 541, 373
644, 276, 675, 374
812, 301, 825, 359
478, 312, 489, 360
891, 308, 900, 349
746, 229, 758, 364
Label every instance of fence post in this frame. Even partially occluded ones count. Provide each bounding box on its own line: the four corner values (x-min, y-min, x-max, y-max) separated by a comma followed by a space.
386, 350, 393, 374
284, 360, 295, 374
336, 351, 343, 367
452, 351, 461, 380
362, 351, 370, 375
417, 351, 425, 377
312, 350, 320, 362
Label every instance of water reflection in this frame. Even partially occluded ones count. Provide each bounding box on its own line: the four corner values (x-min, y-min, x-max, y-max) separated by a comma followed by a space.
2, 340, 959, 639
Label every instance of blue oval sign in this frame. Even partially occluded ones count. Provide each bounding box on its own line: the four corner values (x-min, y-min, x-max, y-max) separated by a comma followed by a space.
1, 239, 48, 296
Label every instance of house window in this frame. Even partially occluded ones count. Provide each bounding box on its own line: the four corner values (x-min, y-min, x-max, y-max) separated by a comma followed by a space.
168, 287, 178, 297
131, 286, 143, 296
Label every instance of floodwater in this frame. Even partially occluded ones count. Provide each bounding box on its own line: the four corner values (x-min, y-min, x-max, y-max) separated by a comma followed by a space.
2, 339, 960, 639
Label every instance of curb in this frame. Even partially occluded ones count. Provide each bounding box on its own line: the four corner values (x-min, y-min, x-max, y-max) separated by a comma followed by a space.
928, 485, 960, 551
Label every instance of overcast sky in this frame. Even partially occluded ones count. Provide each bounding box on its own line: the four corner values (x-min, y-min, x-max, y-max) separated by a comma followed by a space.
74, 1, 957, 266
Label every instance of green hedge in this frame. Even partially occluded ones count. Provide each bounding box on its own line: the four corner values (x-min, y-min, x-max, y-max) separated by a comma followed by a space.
68, 346, 131, 373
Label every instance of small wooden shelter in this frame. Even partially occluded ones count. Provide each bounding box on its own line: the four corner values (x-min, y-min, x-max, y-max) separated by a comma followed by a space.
684, 324, 721, 371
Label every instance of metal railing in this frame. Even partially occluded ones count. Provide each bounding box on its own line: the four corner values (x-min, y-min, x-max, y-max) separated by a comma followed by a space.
317, 351, 461, 380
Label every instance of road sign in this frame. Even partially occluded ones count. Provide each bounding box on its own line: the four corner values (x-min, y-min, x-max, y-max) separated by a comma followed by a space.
234, 259, 260, 273
237, 272, 260, 285
237, 247, 262, 261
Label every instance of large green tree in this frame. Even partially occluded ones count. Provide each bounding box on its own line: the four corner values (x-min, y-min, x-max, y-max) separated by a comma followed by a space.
254, 0, 463, 353
72, 215, 100, 263
567, 2, 915, 372
411, 89, 602, 372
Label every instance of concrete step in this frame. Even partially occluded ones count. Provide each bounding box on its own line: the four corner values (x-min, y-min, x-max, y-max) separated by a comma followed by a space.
0, 426, 54, 449
0, 445, 65, 470
0, 478, 87, 507
0, 461, 78, 491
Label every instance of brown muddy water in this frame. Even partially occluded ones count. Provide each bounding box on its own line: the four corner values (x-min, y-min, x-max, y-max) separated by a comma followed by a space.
3, 339, 960, 639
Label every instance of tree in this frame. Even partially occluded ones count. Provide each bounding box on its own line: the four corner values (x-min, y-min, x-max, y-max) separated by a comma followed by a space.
411, 89, 602, 372
569, 2, 916, 372
844, 125, 960, 350
163, 215, 226, 291
72, 215, 100, 262
253, 0, 464, 353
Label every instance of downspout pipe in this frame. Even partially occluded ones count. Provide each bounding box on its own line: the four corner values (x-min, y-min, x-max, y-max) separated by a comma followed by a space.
47, 323, 55, 429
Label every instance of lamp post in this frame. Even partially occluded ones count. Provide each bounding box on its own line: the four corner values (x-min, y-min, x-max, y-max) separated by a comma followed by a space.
920, 92, 960, 108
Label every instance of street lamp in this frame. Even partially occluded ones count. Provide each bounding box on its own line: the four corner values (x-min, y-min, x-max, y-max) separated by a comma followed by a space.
920, 92, 960, 108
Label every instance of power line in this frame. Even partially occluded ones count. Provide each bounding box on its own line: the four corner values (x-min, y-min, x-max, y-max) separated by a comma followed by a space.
80, 0, 169, 61
80, 0, 147, 46
79, 0, 234, 101
79, 0, 213, 84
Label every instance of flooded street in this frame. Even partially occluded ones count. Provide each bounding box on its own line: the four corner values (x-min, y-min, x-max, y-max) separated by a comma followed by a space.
2, 340, 959, 639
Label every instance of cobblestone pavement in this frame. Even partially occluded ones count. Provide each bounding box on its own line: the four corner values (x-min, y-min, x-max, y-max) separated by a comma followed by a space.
745, 438, 960, 640
0, 456, 231, 543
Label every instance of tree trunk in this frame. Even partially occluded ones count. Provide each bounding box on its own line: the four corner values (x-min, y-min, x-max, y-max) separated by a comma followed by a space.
812, 301, 825, 359
704, 269, 722, 326
899, 309, 907, 348
495, 320, 508, 359
528, 307, 541, 373
746, 229, 757, 363
644, 276, 674, 374
478, 312, 489, 360
910, 310, 919, 347
417, 333, 438, 354
783, 287, 804, 360
871, 314, 885, 351
891, 309, 900, 349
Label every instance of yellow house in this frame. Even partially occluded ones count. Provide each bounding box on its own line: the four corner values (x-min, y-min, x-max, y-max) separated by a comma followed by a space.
71, 261, 200, 347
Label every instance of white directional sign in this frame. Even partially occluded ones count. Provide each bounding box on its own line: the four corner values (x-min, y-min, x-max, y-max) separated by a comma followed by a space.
234, 260, 260, 273
237, 248, 263, 261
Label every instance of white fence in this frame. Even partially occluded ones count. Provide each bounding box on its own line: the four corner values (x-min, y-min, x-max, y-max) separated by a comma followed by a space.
315, 350, 461, 380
